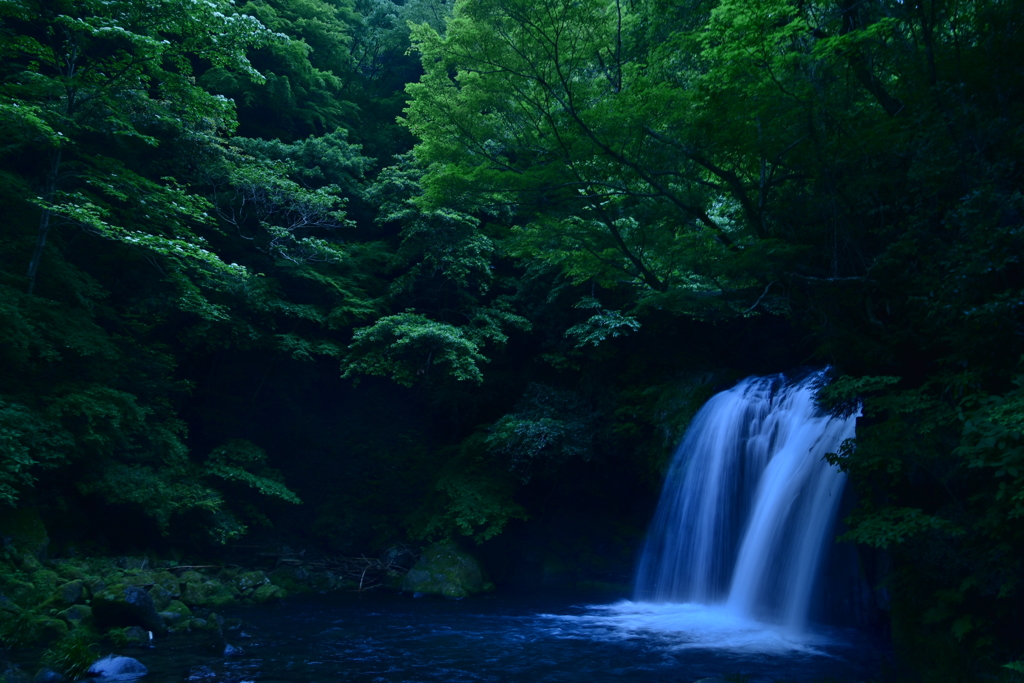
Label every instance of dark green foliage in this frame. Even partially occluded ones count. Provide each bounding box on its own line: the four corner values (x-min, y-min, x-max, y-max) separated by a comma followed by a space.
1, 0, 1022, 676
412, 433, 526, 543
487, 384, 595, 482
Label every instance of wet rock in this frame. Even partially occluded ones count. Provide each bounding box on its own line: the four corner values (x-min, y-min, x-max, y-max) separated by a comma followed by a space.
157, 610, 183, 626
167, 619, 192, 635
234, 572, 268, 592
146, 587, 170, 612
35, 616, 69, 645
181, 581, 238, 608
121, 626, 152, 647
250, 584, 286, 604
84, 576, 107, 595
222, 643, 243, 657
1, 663, 30, 683
267, 567, 310, 595
32, 667, 64, 683
51, 580, 85, 607
52, 560, 85, 582
86, 655, 147, 681
145, 574, 179, 612
1, 662, 30, 683
58, 604, 93, 628
182, 665, 217, 682
401, 543, 492, 599
381, 545, 417, 570
92, 584, 166, 633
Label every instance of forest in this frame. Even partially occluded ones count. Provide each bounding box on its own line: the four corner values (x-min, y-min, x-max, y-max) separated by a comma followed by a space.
0, 0, 1022, 680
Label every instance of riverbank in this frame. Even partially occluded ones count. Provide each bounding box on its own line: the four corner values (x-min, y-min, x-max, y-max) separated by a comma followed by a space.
0, 538, 416, 682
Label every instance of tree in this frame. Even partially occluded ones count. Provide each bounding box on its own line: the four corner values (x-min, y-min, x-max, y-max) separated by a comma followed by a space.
0, 0, 274, 295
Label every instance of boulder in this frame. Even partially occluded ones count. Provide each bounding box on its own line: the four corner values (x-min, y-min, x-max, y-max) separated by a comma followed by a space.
35, 617, 68, 646
268, 567, 310, 594
1, 662, 30, 683
86, 655, 147, 681
401, 543, 492, 599
162, 600, 191, 617
144, 574, 179, 612
51, 580, 85, 607
52, 560, 85, 582
58, 604, 93, 628
181, 580, 237, 608
32, 667, 63, 683
234, 571, 268, 592
157, 610, 183, 626
120, 626, 151, 647
251, 584, 286, 604
92, 585, 165, 633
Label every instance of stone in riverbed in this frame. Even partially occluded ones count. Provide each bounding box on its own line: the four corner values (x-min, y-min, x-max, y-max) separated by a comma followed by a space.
401, 543, 493, 599
86, 655, 147, 681
58, 604, 93, 628
51, 580, 85, 607
251, 584, 287, 604
181, 580, 238, 608
234, 571, 268, 592
92, 585, 165, 633
33, 666, 64, 683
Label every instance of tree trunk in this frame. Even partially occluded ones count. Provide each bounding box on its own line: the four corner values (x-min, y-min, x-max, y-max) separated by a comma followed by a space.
27, 147, 62, 296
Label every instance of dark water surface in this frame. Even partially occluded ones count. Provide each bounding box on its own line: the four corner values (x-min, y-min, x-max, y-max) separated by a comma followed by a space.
77, 592, 887, 682
132, 592, 884, 683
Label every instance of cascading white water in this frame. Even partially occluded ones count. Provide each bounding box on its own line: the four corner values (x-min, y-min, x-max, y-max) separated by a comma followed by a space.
633, 371, 858, 633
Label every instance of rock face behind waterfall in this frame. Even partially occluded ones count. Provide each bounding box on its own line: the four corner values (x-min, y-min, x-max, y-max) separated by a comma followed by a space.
634, 370, 860, 632
402, 543, 494, 598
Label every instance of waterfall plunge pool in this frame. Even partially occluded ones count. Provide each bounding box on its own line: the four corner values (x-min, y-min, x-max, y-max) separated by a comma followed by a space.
99, 591, 885, 683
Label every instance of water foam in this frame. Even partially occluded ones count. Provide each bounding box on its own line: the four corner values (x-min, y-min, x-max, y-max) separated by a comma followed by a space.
544, 600, 833, 655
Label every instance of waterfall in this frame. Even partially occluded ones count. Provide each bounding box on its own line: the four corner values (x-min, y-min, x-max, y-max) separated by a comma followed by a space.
634, 371, 857, 632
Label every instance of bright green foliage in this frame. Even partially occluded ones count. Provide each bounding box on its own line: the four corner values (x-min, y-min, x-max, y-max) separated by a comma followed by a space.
341, 155, 529, 386
0, 0, 276, 294
206, 0, 360, 139
343, 312, 488, 385
564, 298, 641, 348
